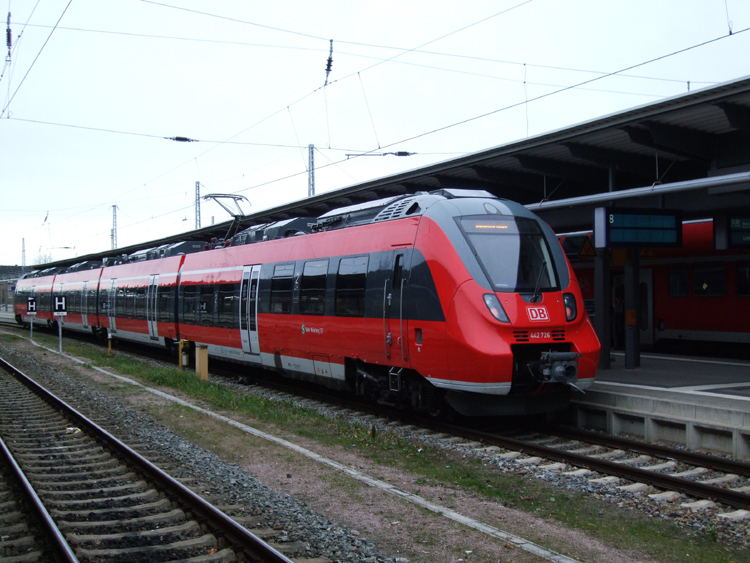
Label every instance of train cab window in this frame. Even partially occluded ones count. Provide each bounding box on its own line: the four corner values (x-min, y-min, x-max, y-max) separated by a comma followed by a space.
668, 265, 688, 297
737, 262, 750, 297
693, 263, 726, 297
335, 256, 368, 317
458, 216, 558, 293
271, 263, 295, 314
300, 260, 328, 315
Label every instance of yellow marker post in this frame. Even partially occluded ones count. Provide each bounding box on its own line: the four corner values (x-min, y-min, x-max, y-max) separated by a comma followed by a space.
196, 345, 209, 382
178, 339, 189, 371
108, 332, 112, 356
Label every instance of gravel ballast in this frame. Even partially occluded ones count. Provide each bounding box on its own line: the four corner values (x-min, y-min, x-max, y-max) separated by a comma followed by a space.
1, 332, 748, 563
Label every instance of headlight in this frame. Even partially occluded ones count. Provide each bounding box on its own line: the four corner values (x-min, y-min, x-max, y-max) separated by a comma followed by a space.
483, 294, 509, 323
563, 292, 577, 322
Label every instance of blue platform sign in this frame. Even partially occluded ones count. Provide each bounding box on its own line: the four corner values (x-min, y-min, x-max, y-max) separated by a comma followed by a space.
594, 207, 682, 249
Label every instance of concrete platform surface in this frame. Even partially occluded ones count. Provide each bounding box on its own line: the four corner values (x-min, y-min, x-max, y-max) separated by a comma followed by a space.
571, 352, 750, 459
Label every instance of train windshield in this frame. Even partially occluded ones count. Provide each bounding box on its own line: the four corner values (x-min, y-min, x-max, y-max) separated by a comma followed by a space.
459, 216, 559, 293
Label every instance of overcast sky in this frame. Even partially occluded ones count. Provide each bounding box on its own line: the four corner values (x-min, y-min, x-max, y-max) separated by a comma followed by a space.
2, 0, 749, 267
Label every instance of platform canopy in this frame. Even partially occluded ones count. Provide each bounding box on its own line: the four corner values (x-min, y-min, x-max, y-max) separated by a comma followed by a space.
52, 75, 750, 268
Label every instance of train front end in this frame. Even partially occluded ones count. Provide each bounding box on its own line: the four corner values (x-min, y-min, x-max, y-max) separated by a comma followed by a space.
416, 193, 600, 416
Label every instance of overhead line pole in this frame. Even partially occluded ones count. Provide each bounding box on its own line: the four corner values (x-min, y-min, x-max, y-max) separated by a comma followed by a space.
111, 205, 118, 250
195, 181, 201, 229
308, 144, 315, 197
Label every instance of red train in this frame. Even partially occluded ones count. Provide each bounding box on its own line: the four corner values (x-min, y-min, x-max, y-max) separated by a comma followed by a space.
15, 190, 600, 416
562, 219, 750, 351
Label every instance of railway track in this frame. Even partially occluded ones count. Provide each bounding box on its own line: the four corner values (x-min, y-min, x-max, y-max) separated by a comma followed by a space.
0, 354, 299, 563
218, 376, 750, 515
6, 317, 750, 519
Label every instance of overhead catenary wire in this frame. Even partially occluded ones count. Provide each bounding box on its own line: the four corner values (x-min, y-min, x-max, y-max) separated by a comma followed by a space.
4, 117, 368, 151
4, 0, 670, 223
287, 106, 308, 172
358, 72, 380, 149
1, 0, 72, 117
324, 39, 333, 86
5, 4, 748, 260
12, 24, 750, 247
1, 0, 40, 96
725, 0, 734, 35
21, 21, 719, 89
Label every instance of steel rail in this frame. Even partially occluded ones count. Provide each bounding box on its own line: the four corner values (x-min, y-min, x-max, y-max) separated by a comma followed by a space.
211, 360, 750, 509
0, 434, 80, 563
0, 355, 296, 563
418, 419, 750, 510
7, 321, 749, 510
544, 425, 750, 478
199, 355, 750, 509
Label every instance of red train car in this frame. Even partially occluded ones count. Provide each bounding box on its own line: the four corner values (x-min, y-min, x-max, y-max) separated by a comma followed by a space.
16, 190, 600, 416
563, 219, 750, 350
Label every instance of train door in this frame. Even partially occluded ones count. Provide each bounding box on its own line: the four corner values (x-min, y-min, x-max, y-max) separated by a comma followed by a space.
81, 282, 89, 328
240, 265, 261, 355
108, 279, 117, 333
639, 269, 654, 347
146, 275, 159, 340
383, 252, 409, 363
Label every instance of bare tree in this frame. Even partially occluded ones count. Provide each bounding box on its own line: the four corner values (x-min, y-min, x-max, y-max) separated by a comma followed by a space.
32, 253, 54, 266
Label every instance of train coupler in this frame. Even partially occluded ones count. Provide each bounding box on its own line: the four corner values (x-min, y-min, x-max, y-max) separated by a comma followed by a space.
537, 351, 581, 384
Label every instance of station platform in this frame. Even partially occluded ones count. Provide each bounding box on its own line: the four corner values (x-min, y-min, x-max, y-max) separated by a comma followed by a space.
568, 352, 750, 459
3, 308, 749, 458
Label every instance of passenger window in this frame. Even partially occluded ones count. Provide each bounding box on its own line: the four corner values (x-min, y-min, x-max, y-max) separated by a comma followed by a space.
271, 263, 295, 314
693, 263, 726, 297
301, 260, 328, 315
200, 285, 215, 326
158, 287, 174, 323
116, 288, 126, 317
218, 283, 239, 328
335, 256, 368, 317
737, 262, 750, 297
181, 285, 198, 324
135, 287, 146, 320
668, 265, 688, 297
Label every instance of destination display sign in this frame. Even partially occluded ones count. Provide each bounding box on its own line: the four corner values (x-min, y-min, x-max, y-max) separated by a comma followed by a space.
594, 207, 682, 249
714, 216, 750, 249
729, 217, 750, 248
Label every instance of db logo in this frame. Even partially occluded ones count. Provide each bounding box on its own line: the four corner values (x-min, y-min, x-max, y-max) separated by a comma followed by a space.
527, 306, 549, 322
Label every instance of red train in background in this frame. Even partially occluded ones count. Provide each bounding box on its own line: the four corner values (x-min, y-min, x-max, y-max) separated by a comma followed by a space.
562, 219, 750, 352
15, 189, 600, 416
